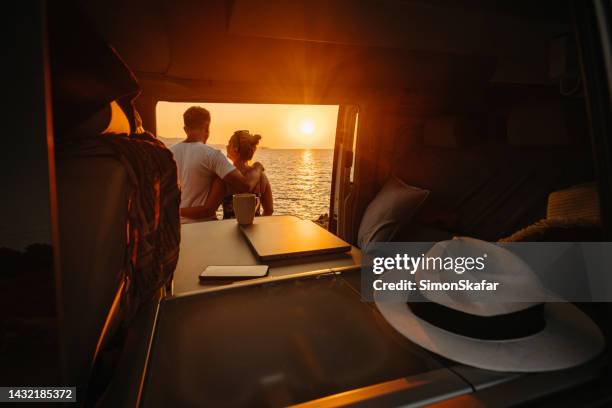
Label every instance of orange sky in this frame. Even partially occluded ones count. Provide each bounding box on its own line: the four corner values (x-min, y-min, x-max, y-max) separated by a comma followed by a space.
156, 102, 339, 149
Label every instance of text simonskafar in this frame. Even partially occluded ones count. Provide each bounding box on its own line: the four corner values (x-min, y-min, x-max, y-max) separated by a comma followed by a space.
373, 279, 500, 291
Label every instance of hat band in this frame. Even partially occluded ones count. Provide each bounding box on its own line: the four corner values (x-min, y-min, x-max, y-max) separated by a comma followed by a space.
407, 298, 546, 340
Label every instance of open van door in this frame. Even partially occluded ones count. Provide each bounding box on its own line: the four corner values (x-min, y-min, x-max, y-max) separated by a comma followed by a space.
329, 105, 358, 240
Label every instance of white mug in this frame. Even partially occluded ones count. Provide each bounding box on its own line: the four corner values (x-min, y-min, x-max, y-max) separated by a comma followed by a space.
233, 193, 260, 225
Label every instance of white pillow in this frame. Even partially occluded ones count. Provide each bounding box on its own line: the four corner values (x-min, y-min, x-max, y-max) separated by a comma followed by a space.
357, 176, 429, 248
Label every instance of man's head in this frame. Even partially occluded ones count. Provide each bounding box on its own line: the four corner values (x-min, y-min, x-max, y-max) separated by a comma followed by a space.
183, 106, 211, 142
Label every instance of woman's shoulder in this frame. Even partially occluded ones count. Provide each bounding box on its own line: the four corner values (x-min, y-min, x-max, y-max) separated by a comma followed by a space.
244, 164, 268, 192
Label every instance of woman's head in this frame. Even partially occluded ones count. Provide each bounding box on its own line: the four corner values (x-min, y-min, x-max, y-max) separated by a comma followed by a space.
227, 130, 262, 163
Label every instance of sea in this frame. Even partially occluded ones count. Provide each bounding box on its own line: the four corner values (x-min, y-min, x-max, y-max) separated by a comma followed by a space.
250, 148, 333, 220
160, 138, 333, 221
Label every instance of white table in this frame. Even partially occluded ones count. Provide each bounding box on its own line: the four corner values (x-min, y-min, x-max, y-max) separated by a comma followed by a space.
171, 215, 362, 296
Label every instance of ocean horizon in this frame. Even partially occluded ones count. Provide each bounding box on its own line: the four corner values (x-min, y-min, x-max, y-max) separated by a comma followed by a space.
158, 136, 333, 151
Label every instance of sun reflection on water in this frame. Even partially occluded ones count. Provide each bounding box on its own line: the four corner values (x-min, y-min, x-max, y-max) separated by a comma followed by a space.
301, 149, 313, 165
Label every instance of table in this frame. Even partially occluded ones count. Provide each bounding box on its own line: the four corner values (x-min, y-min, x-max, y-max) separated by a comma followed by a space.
140, 221, 601, 407
171, 215, 362, 296
142, 269, 459, 408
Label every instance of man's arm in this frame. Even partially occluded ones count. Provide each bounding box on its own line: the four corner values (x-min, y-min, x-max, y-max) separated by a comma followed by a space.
223, 162, 264, 193
180, 176, 225, 220
211, 149, 263, 193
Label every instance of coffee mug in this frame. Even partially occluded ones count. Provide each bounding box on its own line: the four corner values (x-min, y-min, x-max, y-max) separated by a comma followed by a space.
233, 193, 260, 225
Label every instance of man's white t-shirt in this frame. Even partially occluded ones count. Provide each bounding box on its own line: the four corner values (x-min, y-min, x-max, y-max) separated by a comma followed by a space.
169, 141, 235, 208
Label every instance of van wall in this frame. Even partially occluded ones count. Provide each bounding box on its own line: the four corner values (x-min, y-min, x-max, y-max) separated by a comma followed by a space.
350, 84, 593, 243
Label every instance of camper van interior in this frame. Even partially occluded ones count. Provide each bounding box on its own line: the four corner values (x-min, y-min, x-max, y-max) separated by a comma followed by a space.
3, 0, 612, 406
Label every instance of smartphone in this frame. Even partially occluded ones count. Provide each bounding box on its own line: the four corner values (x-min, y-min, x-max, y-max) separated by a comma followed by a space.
199, 265, 269, 281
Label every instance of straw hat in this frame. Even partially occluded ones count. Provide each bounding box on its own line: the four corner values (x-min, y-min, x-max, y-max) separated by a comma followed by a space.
375, 237, 604, 372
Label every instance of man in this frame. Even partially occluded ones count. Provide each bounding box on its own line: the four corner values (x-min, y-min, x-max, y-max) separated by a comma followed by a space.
170, 106, 263, 220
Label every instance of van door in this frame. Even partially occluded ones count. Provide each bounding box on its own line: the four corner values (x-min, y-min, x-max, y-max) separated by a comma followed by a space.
329, 105, 358, 240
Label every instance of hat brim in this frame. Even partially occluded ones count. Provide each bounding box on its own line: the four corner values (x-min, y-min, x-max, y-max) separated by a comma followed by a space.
375, 270, 605, 372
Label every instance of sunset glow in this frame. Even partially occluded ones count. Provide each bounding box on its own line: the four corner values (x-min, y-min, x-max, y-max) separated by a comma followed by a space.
299, 120, 315, 135
156, 102, 339, 149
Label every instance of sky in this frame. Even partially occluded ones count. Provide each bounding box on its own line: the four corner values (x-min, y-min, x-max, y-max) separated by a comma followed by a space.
156, 102, 339, 149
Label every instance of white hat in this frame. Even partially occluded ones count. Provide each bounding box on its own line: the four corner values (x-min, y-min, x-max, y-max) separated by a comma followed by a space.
375, 237, 605, 372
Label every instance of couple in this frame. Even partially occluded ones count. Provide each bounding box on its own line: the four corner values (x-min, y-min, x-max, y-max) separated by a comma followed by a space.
170, 106, 273, 221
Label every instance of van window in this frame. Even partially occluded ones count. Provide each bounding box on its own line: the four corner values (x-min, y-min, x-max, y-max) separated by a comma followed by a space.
156, 102, 339, 224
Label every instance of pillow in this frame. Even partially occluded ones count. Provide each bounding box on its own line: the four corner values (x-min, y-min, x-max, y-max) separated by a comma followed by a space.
357, 176, 429, 248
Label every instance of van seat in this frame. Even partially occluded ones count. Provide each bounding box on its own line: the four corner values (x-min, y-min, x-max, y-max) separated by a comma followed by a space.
56, 143, 128, 394
389, 97, 592, 241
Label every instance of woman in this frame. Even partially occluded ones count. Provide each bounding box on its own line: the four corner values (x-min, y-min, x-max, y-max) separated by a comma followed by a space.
223, 130, 273, 218
179, 130, 273, 221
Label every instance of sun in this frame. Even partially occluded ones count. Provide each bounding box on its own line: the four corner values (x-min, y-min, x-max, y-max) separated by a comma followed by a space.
299, 119, 315, 135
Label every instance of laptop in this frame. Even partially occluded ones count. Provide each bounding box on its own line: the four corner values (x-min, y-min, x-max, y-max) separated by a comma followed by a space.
240, 217, 351, 261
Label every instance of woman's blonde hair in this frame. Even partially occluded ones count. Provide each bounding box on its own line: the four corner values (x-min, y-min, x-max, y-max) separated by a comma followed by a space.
229, 130, 262, 161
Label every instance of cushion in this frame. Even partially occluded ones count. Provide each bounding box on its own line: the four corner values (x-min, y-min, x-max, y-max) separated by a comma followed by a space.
357, 176, 429, 248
